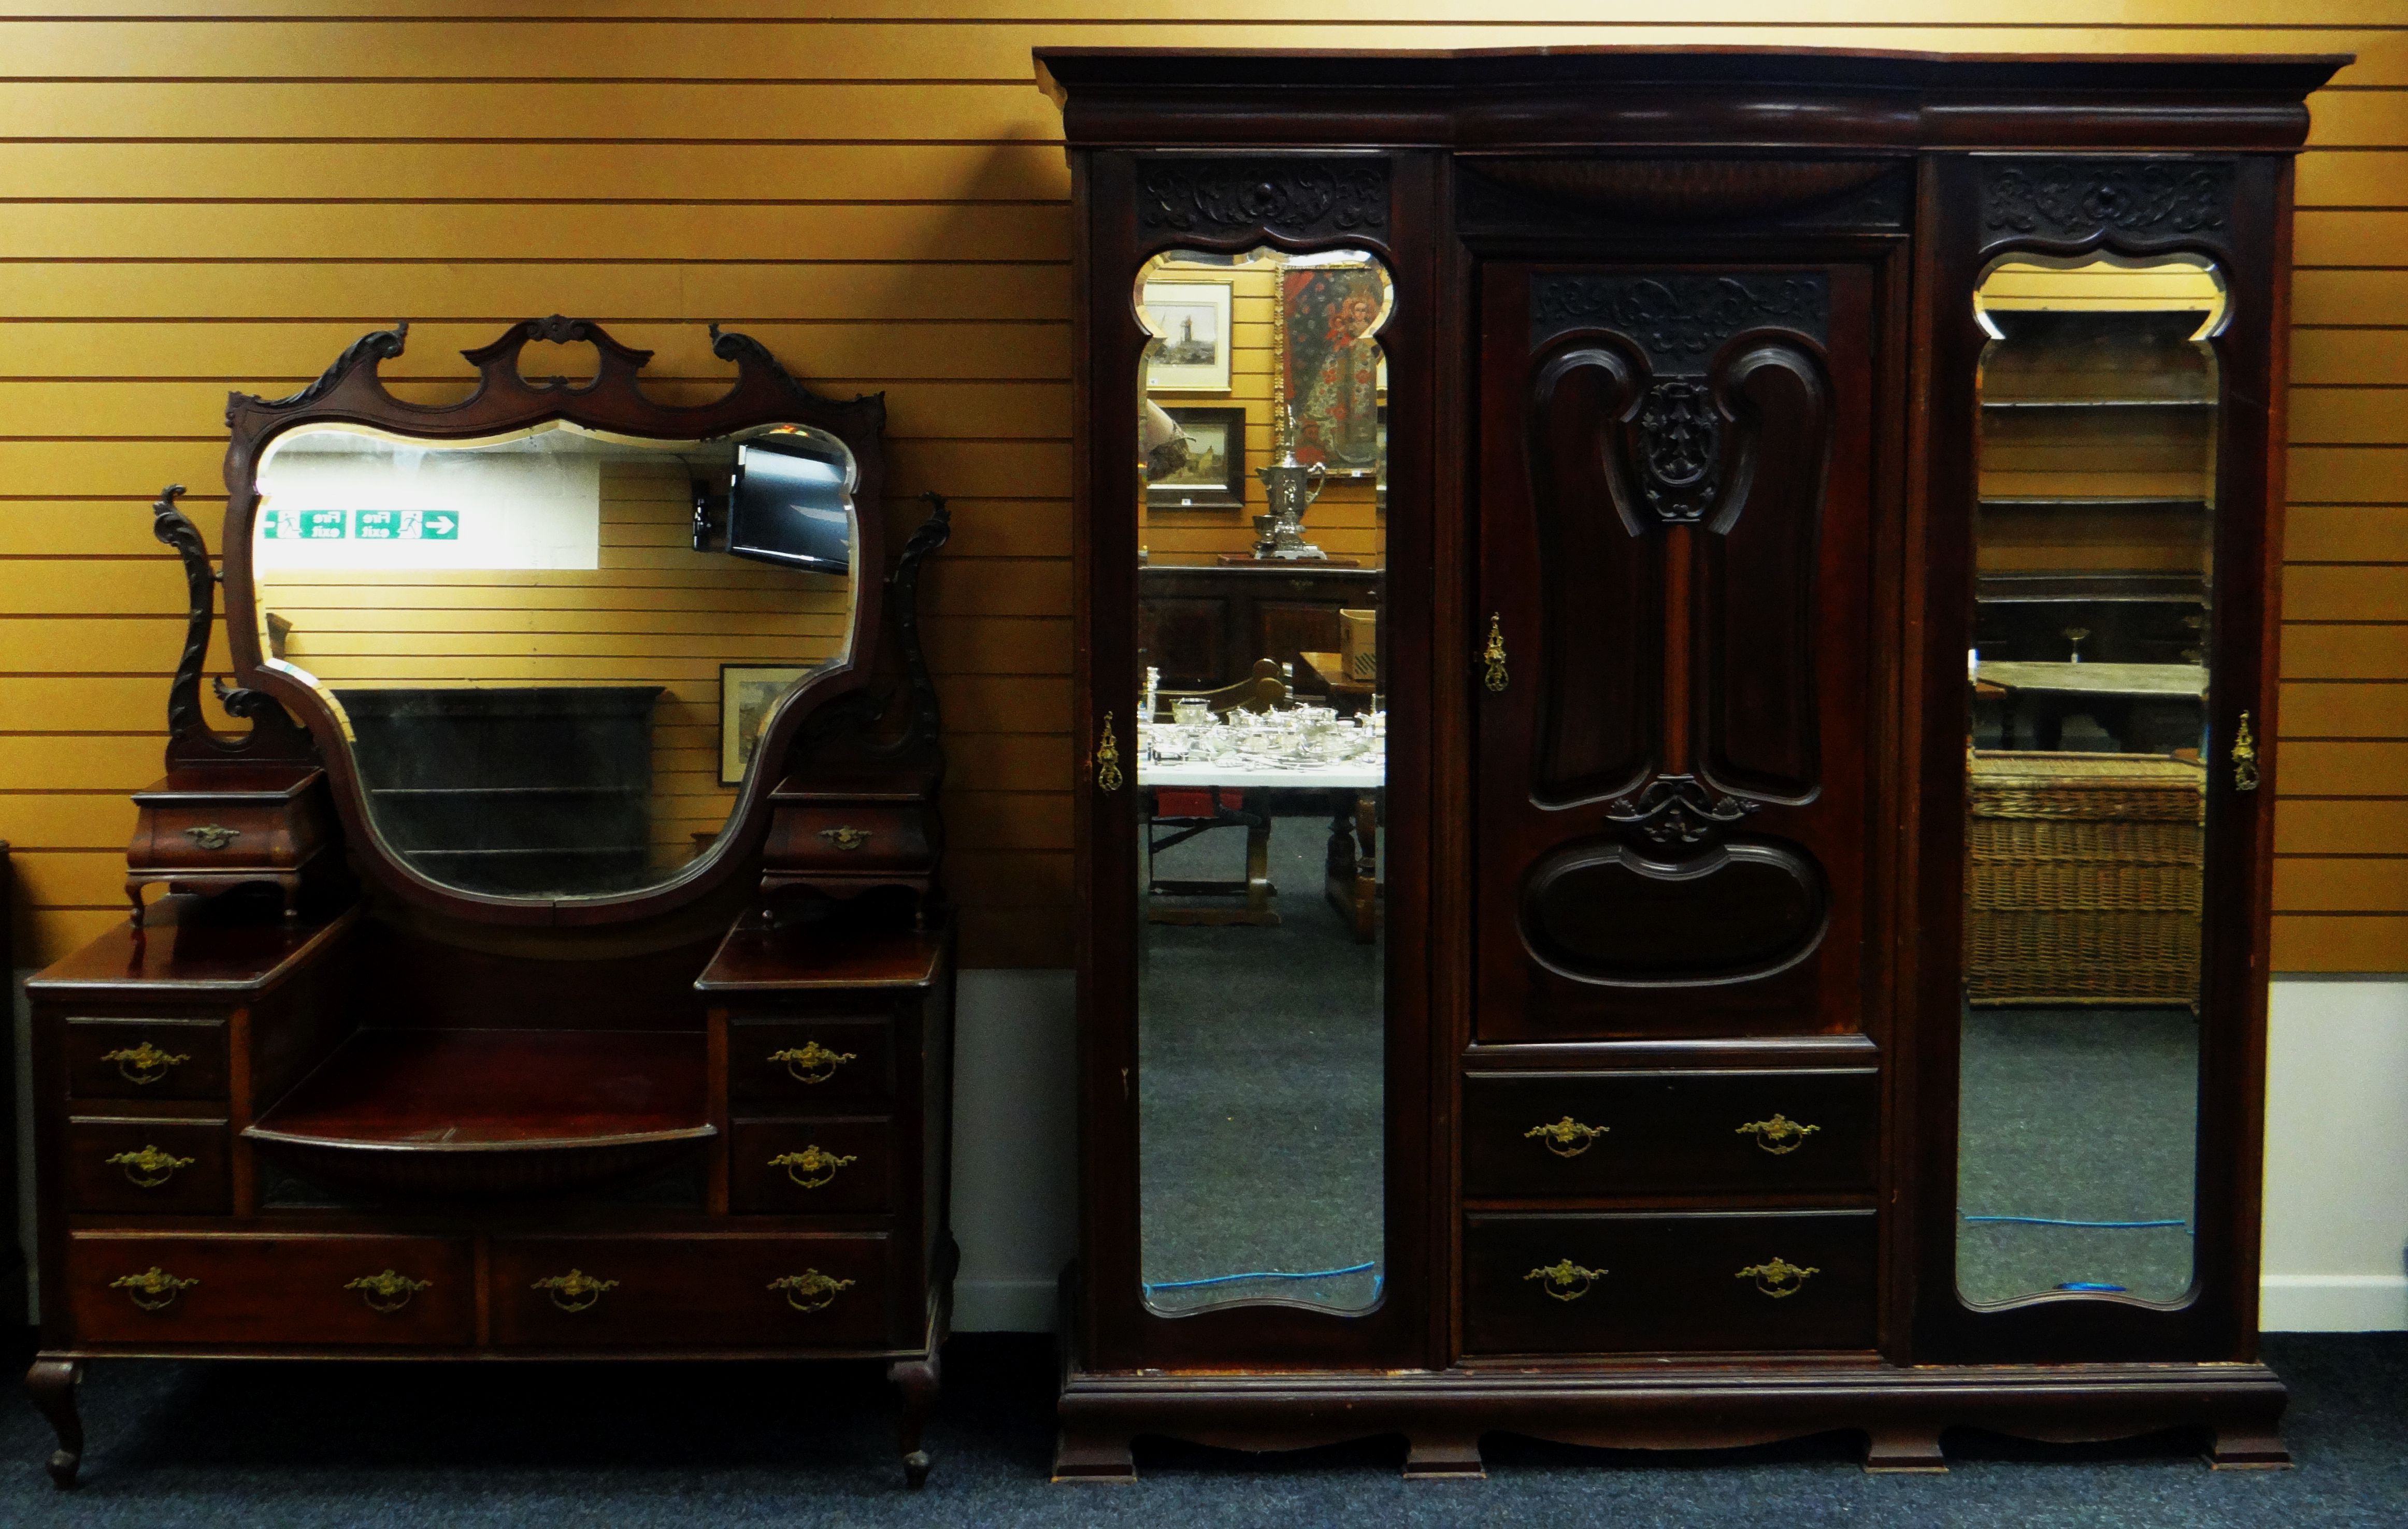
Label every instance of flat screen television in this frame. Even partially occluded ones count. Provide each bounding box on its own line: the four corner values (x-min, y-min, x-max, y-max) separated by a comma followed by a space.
724, 435, 854, 575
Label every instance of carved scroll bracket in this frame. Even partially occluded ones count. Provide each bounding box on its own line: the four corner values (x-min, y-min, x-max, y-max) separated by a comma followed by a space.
1604, 774, 1763, 846
151, 484, 313, 768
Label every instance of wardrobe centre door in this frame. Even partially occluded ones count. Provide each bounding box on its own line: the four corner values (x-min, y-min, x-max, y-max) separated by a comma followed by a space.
1473, 262, 1881, 1041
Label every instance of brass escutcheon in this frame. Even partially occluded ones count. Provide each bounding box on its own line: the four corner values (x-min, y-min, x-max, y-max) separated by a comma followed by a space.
1524, 1115, 1609, 1158
1093, 711, 1124, 794
768, 1270, 856, 1313
346, 1269, 432, 1314
1736, 1114, 1821, 1156
111, 1266, 198, 1312
1736, 1257, 1821, 1299
183, 824, 241, 850
1523, 1259, 1606, 1303
532, 1268, 619, 1313
106, 1144, 194, 1189
1482, 613, 1509, 693
769, 1145, 859, 1190
101, 1041, 190, 1085
768, 1041, 857, 1086
2231, 710, 2261, 792
819, 826, 873, 851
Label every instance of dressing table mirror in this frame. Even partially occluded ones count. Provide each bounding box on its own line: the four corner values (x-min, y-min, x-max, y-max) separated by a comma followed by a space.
25, 318, 960, 1488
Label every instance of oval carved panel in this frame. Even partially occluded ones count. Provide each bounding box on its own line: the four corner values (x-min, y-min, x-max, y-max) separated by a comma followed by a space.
1519, 836, 1828, 987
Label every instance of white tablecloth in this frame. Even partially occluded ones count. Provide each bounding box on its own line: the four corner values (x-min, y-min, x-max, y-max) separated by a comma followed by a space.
1137, 756, 1385, 791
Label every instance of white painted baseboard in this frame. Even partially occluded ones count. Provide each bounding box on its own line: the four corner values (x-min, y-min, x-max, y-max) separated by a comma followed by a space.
2260, 1275, 2408, 1333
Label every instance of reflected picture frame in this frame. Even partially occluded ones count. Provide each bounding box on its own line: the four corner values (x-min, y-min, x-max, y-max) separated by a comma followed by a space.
1141, 277, 1234, 393
719, 662, 811, 785
1147, 406, 1248, 509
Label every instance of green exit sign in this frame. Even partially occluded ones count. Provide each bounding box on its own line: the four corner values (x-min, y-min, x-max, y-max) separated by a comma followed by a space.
261, 509, 460, 541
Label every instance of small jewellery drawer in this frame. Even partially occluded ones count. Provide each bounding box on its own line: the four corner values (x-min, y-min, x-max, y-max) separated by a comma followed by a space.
67, 1233, 473, 1346
66, 1116, 231, 1216
728, 1117, 893, 1215
1463, 1069, 1878, 1199
491, 1233, 893, 1349
64, 1016, 230, 1101
1463, 1210, 1877, 1356
767, 803, 936, 871
727, 1015, 893, 1108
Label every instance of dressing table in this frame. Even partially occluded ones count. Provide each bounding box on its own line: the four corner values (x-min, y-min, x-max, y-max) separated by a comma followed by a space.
24, 319, 957, 1487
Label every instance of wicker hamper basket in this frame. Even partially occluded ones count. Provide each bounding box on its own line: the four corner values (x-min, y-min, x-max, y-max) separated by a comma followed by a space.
1965, 750, 2205, 1007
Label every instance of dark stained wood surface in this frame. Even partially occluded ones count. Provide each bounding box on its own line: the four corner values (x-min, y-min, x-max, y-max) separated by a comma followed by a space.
66, 1232, 477, 1347
64, 1116, 232, 1217
488, 1232, 894, 1348
63, 1017, 230, 1102
27, 899, 357, 997
697, 914, 945, 993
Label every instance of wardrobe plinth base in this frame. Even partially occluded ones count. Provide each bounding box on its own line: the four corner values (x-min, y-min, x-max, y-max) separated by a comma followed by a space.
1055, 1361, 2288, 1480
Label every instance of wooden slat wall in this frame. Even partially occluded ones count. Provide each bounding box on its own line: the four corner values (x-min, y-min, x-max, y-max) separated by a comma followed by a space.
0, 3, 2400, 972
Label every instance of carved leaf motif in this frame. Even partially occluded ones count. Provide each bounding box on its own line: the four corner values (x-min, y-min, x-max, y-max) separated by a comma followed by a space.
1531, 274, 1830, 369
1136, 157, 1389, 238
1636, 380, 1722, 523
1980, 159, 2233, 240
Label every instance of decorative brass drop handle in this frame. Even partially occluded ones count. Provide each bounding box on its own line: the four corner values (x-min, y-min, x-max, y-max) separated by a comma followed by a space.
101, 1042, 190, 1085
1482, 613, 1509, 693
1736, 1257, 1821, 1299
183, 824, 241, 850
769, 1145, 859, 1189
819, 826, 872, 851
346, 1269, 432, 1314
1093, 711, 1124, 794
111, 1266, 198, 1312
768, 1270, 856, 1313
1523, 1259, 1606, 1303
2231, 710, 2260, 792
1736, 1114, 1821, 1156
106, 1144, 194, 1189
768, 1041, 857, 1086
532, 1268, 619, 1313
1524, 1116, 1609, 1158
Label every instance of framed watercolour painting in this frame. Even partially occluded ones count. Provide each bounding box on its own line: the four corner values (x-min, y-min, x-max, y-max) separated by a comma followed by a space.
1141, 278, 1234, 393
719, 663, 810, 784
1147, 406, 1248, 509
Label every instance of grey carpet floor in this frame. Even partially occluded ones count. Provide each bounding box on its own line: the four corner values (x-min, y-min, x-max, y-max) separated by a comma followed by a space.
3, 1332, 2404, 1526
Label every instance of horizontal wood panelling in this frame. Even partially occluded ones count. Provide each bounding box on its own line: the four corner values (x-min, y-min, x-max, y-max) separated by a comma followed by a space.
0, 5, 2400, 973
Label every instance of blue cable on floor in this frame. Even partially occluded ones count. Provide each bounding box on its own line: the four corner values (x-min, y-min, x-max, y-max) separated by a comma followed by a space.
1961, 1214, 2190, 1230
1145, 1261, 1377, 1294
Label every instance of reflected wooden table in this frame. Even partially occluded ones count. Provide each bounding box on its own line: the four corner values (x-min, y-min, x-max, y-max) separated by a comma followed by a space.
1138, 750, 1383, 943
1976, 660, 2208, 751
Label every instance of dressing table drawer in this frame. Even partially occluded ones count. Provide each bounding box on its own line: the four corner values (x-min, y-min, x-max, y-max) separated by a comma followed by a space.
1462, 1210, 1877, 1356
728, 1117, 894, 1214
1463, 1069, 1879, 1201
65, 1116, 231, 1216
64, 1016, 230, 1101
66, 1233, 474, 1347
726, 1015, 893, 1107
492, 1233, 894, 1349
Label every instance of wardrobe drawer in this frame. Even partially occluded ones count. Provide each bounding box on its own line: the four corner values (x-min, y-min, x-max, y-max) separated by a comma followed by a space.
63, 1016, 230, 1101
1462, 1210, 1877, 1355
726, 1015, 893, 1109
65, 1116, 231, 1216
728, 1117, 894, 1215
1463, 1069, 1878, 1200
66, 1233, 473, 1347
490, 1233, 894, 1350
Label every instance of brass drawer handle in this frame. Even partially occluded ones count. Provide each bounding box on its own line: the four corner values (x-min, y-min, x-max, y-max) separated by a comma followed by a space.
2231, 710, 2260, 792
1094, 711, 1124, 794
1523, 1259, 1605, 1303
769, 1145, 859, 1189
1482, 613, 1509, 693
183, 824, 241, 850
769, 1042, 858, 1085
768, 1270, 856, 1313
1736, 1113, 1821, 1155
111, 1266, 198, 1312
1524, 1115, 1609, 1158
532, 1268, 619, 1313
819, 826, 872, 851
102, 1042, 190, 1085
1737, 1257, 1821, 1299
346, 1269, 432, 1314
106, 1144, 195, 1188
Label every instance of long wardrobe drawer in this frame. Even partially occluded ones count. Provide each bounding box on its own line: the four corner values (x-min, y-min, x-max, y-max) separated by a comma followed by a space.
490, 1233, 894, 1350
726, 1015, 894, 1109
1463, 1068, 1878, 1200
66, 1233, 474, 1347
65, 1116, 231, 1216
728, 1117, 894, 1215
64, 1016, 230, 1101
1463, 1210, 1877, 1355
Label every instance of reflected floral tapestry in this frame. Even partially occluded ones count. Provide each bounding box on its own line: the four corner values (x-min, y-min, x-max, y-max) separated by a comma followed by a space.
1283, 267, 1383, 470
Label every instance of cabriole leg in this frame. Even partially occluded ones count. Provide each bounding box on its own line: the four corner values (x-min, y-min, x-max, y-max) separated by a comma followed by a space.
25, 1358, 85, 1489
888, 1352, 940, 1489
